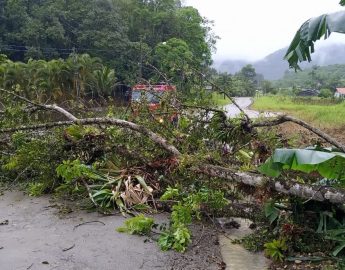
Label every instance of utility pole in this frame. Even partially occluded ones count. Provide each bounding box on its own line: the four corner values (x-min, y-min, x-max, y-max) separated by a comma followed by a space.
72, 47, 80, 98
139, 37, 143, 82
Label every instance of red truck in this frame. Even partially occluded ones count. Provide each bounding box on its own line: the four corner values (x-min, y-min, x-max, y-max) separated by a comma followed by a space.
130, 83, 178, 124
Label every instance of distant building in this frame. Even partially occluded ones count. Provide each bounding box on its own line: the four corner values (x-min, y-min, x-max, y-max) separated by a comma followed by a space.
334, 88, 345, 98
297, 89, 320, 97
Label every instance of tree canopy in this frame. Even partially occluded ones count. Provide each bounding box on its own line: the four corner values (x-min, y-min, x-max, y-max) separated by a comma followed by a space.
0, 0, 217, 84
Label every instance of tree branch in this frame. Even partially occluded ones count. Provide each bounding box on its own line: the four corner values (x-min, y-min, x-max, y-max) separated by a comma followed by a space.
0, 88, 78, 121
181, 104, 225, 115
251, 115, 345, 152
0, 117, 181, 156
197, 164, 345, 204
191, 68, 251, 123
43, 104, 78, 121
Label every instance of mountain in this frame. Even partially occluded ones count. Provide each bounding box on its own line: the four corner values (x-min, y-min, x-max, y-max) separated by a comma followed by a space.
216, 43, 345, 80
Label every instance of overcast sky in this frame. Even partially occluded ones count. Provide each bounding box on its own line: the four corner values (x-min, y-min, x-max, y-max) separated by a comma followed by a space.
184, 0, 345, 61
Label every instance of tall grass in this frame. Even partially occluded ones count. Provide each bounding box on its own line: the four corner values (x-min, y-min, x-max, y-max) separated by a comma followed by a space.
252, 96, 345, 129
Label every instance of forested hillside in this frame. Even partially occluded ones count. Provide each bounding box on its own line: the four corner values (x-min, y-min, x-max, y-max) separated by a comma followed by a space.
0, 0, 216, 83
217, 44, 345, 80
275, 64, 345, 90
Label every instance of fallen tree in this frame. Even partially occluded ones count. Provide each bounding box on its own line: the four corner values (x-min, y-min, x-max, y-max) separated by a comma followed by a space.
4, 88, 345, 259
1, 98, 345, 204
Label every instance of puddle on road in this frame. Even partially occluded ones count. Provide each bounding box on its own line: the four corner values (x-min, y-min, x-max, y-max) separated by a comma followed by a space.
218, 218, 270, 270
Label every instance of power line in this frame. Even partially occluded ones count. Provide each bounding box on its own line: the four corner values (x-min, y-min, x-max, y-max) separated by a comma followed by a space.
0, 47, 72, 55
0, 44, 136, 54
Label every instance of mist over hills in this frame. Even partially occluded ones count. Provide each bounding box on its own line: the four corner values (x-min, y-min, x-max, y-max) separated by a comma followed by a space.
215, 43, 345, 80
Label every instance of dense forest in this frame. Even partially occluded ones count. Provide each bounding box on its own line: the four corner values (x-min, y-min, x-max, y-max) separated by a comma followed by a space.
0, 0, 217, 84
0, 0, 264, 99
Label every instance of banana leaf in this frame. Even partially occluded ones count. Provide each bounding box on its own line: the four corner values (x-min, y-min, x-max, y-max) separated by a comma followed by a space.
285, 10, 345, 69
259, 148, 345, 181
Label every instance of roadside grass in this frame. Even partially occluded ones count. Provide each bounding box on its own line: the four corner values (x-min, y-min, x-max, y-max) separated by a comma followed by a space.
211, 92, 232, 106
252, 96, 345, 129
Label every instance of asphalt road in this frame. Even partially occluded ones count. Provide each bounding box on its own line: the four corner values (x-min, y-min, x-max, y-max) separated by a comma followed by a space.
0, 191, 223, 270
224, 97, 276, 118
0, 191, 169, 270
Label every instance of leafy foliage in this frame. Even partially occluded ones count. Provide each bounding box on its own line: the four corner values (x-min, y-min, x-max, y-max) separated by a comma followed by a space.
264, 238, 288, 262
160, 187, 180, 201
233, 226, 276, 252
27, 182, 45, 197
158, 224, 191, 252
317, 211, 345, 257
1, 131, 66, 190
285, 0, 345, 69
56, 159, 92, 183
259, 147, 345, 183
157, 187, 228, 252
0, 0, 215, 83
56, 158, 154, 212
265, 201, 281, 225
0, 54, 116, 100
117, 214, 154, 235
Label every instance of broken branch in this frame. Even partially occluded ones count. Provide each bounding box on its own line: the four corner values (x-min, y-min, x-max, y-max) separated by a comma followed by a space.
191, 68, 251, 123
251, 115, 345, 152
0, 117, 181, 156
0, 88, 78, 121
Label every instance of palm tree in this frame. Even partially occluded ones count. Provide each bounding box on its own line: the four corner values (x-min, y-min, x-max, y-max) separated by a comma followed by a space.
89, 66, 117, 97
66, 53, 102, 97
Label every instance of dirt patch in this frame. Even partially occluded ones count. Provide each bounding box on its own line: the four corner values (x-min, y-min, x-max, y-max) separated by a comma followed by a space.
0, 190, 223, 270
167, 224, 224, 270
276, 122, 345, 148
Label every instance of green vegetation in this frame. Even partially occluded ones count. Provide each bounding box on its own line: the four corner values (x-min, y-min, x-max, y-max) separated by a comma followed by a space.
213, 64, 264, 97
275, 64, 345, 90
0, 0, 216, 86
117, 215, 154, 235
0, 53, 117, 100
156, 188, 228, 252
259, 147, 345, 183
253, 96, 345, 128
256, 146, 345, 261
211, 92, 231, 106
2, 1, 345, 267
264, 238, 288, 262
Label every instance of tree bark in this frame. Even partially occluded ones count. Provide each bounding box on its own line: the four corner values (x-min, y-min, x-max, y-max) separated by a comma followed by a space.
197, 164, 345, 204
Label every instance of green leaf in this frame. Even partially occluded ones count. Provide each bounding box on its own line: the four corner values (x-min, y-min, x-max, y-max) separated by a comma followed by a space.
285, 11, 345, 69
332, 242, 345, 257
264, 201, 280, 224
116, 214, 154, 235
160, 187, 180, 201
259, 148, 345, 182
